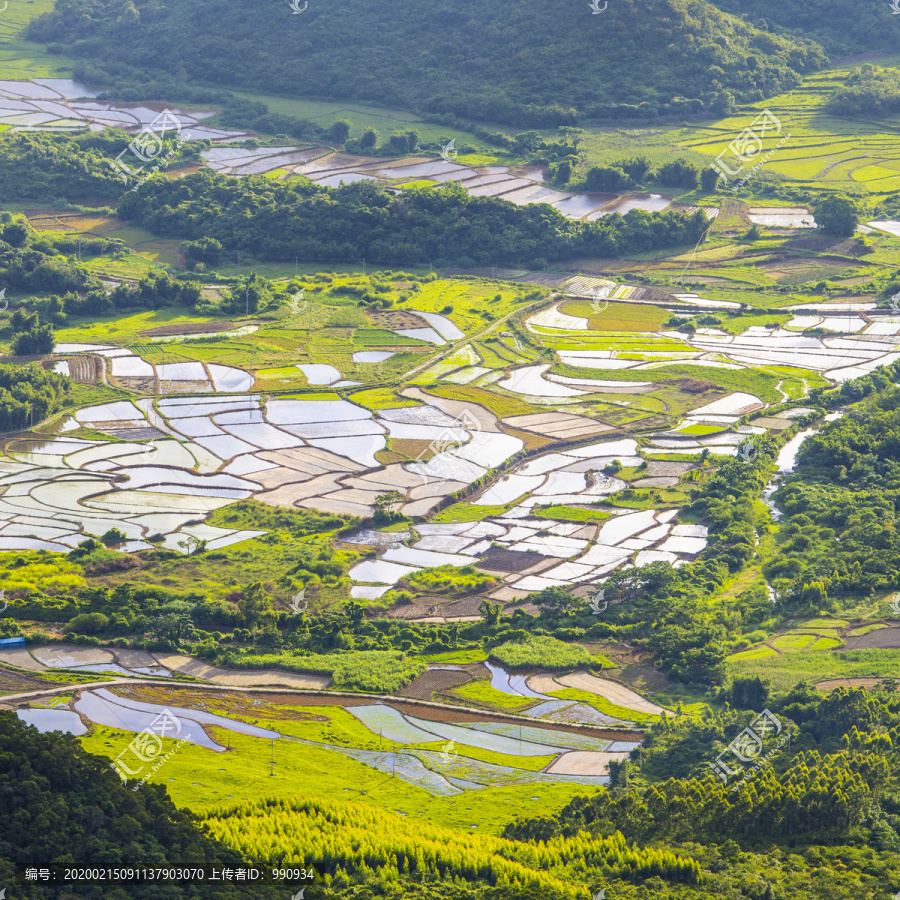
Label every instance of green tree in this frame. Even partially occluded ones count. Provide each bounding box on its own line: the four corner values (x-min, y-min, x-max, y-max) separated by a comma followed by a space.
815, 193, 859, 236
359, 127, 379, 152
700, 165, 720, 192
532, 585, 580, 616
327, 119, 352, 144
586, 165, 629, 192
238, 582, 274, 629
478, 598, 501, 626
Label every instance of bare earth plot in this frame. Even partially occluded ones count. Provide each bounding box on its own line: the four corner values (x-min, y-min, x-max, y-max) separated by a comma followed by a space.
552, 671, 669, 716
545, 750, 629, 776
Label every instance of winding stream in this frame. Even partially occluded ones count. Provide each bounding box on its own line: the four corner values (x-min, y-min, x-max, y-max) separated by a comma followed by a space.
761, 413, 843, 598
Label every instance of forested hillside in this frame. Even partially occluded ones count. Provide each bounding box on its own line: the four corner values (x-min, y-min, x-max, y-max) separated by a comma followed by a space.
29, 0, 825, 125
0, 713, 282, 898
712, 0, 900, 55
117, 171, 712, 267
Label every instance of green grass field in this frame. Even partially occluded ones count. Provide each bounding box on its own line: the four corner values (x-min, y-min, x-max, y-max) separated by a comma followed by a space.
79, 701, 597, 836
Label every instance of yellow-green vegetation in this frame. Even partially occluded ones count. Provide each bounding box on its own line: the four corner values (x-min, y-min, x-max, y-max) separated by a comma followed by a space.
432, 503, 509, 523
561, 300, 670, 331
229, 89, 499, 147
349, 387, 421, 411
396, 179, 437, 189
0, 552, 85, 598
729, 645, 779, 661
729, 648, 900, 692
0, 0, 75, 77
55, 308, 220, 345
771, 634, 817, 651
449, 679, 536, 711
79, 720, 594, 834
677, 423, 724, 436
533, 505, 612, 524
203, 795, 695, 894
491, 635, 590, 670
396, 565, 497, 597
232, 650, 425, 693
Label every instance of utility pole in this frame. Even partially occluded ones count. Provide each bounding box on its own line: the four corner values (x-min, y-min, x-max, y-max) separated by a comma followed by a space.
245, 287, 249, 317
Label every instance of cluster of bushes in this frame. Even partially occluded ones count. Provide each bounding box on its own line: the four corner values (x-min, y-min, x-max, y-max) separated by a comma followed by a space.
0, 363, 68, 428
584, 156, 717, 193
33, 271, 204, 323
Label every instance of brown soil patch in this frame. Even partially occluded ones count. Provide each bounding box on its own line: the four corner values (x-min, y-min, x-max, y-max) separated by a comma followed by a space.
0, 667, 55, 696
389, 439, 433, 460
399, 669, 470, 700
369, 311, 430, 330
140, 321, 233, 337
815, 677, 888, 692
116, 375, 157, 393
546, 750, 628, 776
844, 626, 900, 650
375, 449, 408, 465
477, 548, 545, 573
617, 663, 670, 694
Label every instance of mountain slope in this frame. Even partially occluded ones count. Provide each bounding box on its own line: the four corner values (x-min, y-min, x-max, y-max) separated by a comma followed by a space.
30, 0, 826, 125
711, 0, 900, 55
